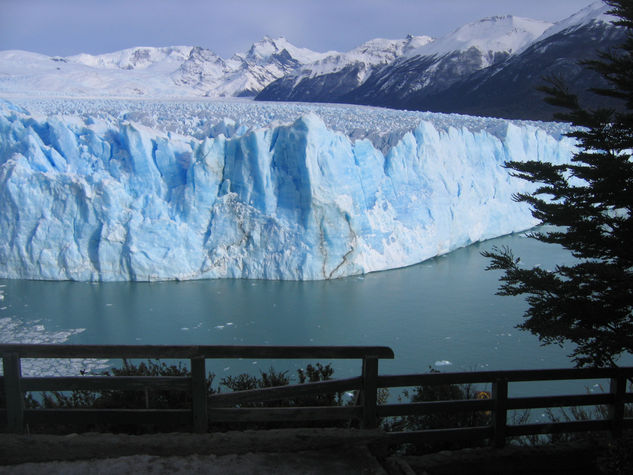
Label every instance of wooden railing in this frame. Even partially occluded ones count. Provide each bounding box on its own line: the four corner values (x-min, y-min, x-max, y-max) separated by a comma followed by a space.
1, 344, 632, 448
377, 367, 633, 447
0, 344, 393, 433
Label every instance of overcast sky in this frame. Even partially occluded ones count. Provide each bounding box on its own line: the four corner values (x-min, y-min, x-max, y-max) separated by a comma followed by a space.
1, 0, 598, 58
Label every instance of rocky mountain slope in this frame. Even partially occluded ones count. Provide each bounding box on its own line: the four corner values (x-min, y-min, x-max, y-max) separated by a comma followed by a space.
341, 3, 624, 119
257, 2, 624, 120
257, 15, 551, 105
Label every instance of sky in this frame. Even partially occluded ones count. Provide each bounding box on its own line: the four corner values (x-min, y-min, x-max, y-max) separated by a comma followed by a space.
0, 0, 598, 58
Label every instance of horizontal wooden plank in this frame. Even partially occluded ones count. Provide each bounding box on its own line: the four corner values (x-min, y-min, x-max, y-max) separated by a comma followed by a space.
377, 399, 493, 418
0, 344, 394, 360
507, 393, 613, 410
505, 419, 611, 436
377, 373, 492, 388
24, 408, 191, 426
22, 376, 191, 392
377, 367, 633, 388
207, 405, 361, 422
383, 426, 493, 444
209, 377, 362, 406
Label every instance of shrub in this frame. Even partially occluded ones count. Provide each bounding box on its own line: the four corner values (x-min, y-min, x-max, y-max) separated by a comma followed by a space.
14, 360, 347, 433
383, 368, 491, 454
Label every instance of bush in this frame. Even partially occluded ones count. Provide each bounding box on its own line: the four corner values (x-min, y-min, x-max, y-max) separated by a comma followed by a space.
15, 360, 346, 434
217, 362, 347, 430
383, 368, 491, 454
598, 432, 633, 475
26, 359, 216, 434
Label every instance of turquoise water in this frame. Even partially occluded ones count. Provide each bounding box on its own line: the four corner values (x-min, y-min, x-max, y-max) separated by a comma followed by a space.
1, 230, 585, 381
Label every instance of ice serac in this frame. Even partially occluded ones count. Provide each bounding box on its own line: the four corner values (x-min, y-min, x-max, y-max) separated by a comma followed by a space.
0, 100, 575, 281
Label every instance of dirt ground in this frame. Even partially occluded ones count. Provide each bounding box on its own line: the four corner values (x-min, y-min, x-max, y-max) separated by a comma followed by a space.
0, 428, 614, 474
0, 429, 389, 474
0, 450, 387, 474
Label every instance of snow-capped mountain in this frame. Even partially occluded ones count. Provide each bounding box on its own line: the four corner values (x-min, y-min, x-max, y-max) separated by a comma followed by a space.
537, 0, 617, 39
0, 2, 623, 120
412, 4, 625, 120
0, 48, 185, 97
0, 37, 327, 98
256, 35, 433, 103
69, 46, 193, 70
257, 15, 552, 104
404, 15, 552, 60
258, 2, 623, 120
240, 36, 327, 65
171, 37, 331, 97
302, 36, 431, 79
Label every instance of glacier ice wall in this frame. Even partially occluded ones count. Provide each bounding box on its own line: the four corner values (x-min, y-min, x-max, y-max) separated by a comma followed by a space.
0, 100, 576, 281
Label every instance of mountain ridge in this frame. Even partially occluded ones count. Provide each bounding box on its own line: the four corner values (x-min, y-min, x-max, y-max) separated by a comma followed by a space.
0, 2, 620, 120
257, 2, 622, 120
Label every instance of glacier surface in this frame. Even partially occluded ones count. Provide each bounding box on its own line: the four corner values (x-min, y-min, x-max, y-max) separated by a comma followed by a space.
0, 99, 576, 281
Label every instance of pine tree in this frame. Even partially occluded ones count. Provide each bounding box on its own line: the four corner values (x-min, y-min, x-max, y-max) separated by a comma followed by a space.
483, 0, 633, 367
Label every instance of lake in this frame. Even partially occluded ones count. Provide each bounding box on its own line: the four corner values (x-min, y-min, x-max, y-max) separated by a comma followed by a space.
1, 228, 594, 390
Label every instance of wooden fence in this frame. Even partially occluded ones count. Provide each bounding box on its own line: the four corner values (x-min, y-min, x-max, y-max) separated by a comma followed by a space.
376, 367, 633, 447
1, 344, 632, 448
0, 344, 393, 434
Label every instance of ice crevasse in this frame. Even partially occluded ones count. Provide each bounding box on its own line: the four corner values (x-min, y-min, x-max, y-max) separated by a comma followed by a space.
0, 100, 576, 281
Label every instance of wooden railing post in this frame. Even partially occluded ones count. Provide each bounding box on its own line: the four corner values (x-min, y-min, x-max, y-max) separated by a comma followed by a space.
360, 357, 378, 429
609, 374, 625, 438
492, 378, 508, 448
191, 357, 208, 433
3, 353, 24, 433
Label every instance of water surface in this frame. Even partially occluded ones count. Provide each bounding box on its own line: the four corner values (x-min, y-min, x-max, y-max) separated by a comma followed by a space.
1, 230, 587, 383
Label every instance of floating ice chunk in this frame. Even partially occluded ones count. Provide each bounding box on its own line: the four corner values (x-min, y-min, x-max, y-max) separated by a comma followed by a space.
434, 360, 453, 366
0, 316, 109, 376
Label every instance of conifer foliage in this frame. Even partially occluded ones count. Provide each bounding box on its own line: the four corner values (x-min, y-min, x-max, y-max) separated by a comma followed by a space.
483, 0, 633, 367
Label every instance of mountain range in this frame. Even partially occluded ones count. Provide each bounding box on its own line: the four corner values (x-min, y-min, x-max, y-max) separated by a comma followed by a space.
0, 2, 624, 120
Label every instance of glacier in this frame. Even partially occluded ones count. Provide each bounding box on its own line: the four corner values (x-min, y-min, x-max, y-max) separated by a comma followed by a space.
0, 99, 576, 281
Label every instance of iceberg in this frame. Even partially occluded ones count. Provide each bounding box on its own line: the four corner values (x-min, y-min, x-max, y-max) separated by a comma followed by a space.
0, 99, 576, 281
